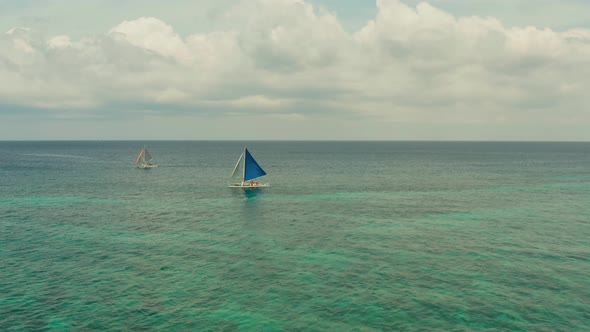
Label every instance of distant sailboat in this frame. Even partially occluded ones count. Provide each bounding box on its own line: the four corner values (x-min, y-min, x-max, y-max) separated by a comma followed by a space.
136, 146, 157, 169
229, 148, 269, 188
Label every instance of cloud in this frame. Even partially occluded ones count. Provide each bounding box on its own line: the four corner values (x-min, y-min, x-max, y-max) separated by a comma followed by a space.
47, 35, 72, 49
226, 95, 292, 109
110, 17, 192, 64
1, 0, 590, 139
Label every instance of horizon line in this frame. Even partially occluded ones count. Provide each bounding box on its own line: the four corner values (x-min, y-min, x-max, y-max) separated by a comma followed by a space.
1, 139, 590, 143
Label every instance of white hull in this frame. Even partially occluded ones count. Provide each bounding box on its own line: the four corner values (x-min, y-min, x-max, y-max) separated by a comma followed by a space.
137, 164, 157, 169
229, 183, 270, 188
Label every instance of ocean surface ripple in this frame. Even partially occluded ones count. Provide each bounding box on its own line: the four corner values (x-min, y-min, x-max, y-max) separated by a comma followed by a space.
1, 141, 589, 330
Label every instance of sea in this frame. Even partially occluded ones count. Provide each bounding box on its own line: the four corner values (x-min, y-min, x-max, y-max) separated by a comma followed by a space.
1, 141, 589, 331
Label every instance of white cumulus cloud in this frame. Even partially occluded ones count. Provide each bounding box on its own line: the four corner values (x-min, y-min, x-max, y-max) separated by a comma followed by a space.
1, 0, 590, 140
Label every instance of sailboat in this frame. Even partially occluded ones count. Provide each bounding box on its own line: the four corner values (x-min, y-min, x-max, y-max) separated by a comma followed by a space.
229, 147, 269, 188
136, 146, 157, 169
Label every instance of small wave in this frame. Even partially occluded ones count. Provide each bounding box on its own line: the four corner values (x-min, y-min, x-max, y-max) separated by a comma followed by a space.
21, 153, 92, 159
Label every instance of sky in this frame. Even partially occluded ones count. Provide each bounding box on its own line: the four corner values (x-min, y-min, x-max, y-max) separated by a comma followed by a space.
1, 0, 590, 140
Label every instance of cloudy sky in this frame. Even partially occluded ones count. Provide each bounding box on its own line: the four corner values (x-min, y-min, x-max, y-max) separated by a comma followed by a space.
1, 0, 589, 140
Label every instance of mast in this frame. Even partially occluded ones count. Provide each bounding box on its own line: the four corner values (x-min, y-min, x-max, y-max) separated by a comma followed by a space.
242, 147, 246, 185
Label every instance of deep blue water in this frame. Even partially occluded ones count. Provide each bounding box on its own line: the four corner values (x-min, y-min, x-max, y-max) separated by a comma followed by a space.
1, 141, 589, 330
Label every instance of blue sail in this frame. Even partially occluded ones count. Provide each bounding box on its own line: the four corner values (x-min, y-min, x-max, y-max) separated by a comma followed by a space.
244, 148, 267, 181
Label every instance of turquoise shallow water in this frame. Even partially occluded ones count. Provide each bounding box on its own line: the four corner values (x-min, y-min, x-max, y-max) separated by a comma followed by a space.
1, 141, 589, 331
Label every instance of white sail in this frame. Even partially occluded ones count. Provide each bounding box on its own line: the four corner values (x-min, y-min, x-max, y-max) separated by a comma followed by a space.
144, 149, 153, 162
231, 152, 245, 180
